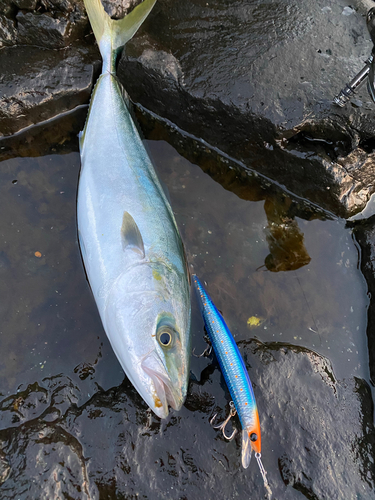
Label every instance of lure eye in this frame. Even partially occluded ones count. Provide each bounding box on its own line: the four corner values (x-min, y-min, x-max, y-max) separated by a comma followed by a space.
250, 433, 258, 442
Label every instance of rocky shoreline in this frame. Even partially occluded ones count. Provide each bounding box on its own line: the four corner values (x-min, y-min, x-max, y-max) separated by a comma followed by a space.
2, 0, 375, 216
1, 1, 375, 499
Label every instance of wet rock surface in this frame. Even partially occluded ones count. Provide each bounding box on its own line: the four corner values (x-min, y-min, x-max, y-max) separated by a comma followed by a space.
0, 44, 99, 136
15, 9, 87, 48
117, 0, 375, 217
1, 1, 375, 499
0, 342, 374, 500
0, 126, 373, 499
1, 0, 375, 215
102, 0, 145, 19
0, 0, 88, 48
352, 217, 375, 385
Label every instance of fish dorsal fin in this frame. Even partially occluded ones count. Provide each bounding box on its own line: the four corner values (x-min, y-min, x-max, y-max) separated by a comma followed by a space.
121, 211, 145, 258
241, 429, 252, 469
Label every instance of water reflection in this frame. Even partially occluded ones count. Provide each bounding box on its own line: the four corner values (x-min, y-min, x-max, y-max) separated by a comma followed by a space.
0, 109, 373, 499
263, 198, 311, 272
0, 109, 370, 389
148, 138, 368, 382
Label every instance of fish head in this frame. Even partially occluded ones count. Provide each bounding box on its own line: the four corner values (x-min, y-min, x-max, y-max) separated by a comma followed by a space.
104, 261, 191, 418
142, 310, 189, 417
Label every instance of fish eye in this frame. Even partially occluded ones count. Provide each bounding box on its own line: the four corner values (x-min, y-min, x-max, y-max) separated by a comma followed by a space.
159, 331, 171, 346
156, 326, 175, 348
250, 433, 258, 442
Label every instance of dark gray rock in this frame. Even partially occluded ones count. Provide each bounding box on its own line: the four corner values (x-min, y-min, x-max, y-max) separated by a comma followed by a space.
117, 0, 375, 218
0, 105, 88, 160
0, 0, 16, 16
0, 0, 141, 49
248, 342, 375, 500
102, 0, 145, 19
16, 10, 88, 48
0, 45, 100, 136
352, 217, 375, 384
0, 0, 88, 49
1, 0, 374, 216
0, 342, 373, 499
40, 0, 78, 11
0, 14, 17, 47
0, 3, 20, 48
13, 0, 38, 9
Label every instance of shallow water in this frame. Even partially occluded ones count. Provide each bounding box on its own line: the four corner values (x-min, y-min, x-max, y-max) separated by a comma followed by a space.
0, 132, 373, 499
149, 140, 369, 382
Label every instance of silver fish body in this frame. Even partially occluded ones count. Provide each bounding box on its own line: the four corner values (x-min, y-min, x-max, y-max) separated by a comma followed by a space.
78, 0, 191, 418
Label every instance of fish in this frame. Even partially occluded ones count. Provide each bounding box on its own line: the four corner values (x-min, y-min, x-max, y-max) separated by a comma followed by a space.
192, 275, 262, 467
77, 0, 191, 419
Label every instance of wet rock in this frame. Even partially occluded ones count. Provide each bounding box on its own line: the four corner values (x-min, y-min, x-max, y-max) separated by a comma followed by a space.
0, 14, 17, 47
2, 0, 374, 216
0, 0, 140, 49
0, 3, 17, 48
0, 105, 88, 161
0, 0, 16, 15
0, 422, 93, 499
0, 450, 10, 486
352, 217, 375, 384
335, 146, 375, 211
13, 0, 38, 9
0, 342, 374, 499
102, 0, 145, 19
0, 0, 89, 48
117, 0, 375, 217
0, 45, 100, 136
244, 341, 375, 499
1, 0, 375, 216
16, 10, 87, 48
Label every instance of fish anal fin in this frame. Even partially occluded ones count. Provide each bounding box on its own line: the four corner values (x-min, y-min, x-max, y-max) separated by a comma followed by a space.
121, 211, 145, 258
241, 429, 252, 469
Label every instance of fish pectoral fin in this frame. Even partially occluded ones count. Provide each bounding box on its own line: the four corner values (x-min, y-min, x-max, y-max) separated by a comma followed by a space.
241, 429, 252, 469
121, 211, 145, 258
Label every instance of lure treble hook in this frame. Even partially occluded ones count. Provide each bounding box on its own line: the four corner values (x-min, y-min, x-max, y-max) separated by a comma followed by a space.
210, 401, 237, 441
192, 344, 212, 358
192, 333, 213, 358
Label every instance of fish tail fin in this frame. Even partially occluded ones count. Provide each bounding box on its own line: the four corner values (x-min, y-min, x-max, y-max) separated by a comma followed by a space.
241, 429, 253, 469
84, 0, 156, 71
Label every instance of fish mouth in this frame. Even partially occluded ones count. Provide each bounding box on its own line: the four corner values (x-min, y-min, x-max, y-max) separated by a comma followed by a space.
141, 352, 182, 419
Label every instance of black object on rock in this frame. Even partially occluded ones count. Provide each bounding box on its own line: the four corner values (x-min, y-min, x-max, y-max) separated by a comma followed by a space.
334, 7, 375, 107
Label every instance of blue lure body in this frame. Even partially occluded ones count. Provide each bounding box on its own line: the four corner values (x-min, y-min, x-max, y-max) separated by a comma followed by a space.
192, 275, 261, 468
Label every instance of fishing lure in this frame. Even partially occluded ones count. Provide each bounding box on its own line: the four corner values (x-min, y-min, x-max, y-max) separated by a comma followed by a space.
192, 275, 272, 496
